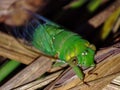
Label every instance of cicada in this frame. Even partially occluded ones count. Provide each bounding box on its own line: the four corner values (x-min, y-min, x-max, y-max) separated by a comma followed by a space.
12, 13, 96, 80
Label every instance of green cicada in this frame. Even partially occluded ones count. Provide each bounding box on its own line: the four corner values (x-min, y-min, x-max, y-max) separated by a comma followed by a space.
12, 13, 96, 80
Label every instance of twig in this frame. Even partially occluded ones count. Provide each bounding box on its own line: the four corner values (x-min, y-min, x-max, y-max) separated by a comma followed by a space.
70, 71, 120, 90
0, 56, 52, 90
14, 70, 63, 90
88, 0, 120, 28
0, 0, 49, 26
0, 31, 40, 64
0, 60, 20, 82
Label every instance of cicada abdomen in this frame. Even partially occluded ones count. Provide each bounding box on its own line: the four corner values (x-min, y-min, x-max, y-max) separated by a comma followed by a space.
11, 13, 96, 80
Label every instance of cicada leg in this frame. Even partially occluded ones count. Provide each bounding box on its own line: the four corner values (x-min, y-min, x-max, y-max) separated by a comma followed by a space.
67, 60, 84, 80
54, 52, 59, 59
67, 59, 92, 86
52, 60, 66, 67
88, 71, 98, 75
71, 64, 90, 86
52, 52, 65, 67
82, 80, 90, 86
88, 65, 98, 76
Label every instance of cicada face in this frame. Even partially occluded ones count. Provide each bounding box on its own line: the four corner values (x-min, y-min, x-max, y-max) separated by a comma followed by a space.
77, 44, 96, 68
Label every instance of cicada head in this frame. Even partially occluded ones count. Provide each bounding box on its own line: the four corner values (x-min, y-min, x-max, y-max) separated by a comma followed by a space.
77, 44, 96, 68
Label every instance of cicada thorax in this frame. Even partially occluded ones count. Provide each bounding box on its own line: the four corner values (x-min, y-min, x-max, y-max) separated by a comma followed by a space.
53, 30, 90, 62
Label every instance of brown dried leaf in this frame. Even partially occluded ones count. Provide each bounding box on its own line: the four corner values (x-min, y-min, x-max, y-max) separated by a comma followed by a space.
0, 56, 52, 90
0, 0, 48, 26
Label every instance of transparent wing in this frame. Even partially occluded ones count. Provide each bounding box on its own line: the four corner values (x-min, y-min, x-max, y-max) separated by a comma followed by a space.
10, 13, 57, 55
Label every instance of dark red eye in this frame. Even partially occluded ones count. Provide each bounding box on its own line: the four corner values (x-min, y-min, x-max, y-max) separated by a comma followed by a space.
72, 58, 78, 65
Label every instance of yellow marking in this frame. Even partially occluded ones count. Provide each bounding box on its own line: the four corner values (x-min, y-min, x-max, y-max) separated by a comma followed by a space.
89, 44, 96, 51
66, 52, 75, 61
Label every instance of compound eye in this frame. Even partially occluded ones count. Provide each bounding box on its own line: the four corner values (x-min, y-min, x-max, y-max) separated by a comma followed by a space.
81, 52, 88, 56
72, 58, 78, 65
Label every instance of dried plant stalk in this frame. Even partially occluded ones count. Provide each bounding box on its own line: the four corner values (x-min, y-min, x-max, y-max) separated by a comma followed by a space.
0, 60, 20, 82
0, 31, 40, 64
0, 0, 49, 26
70, 71, 120, 90
0, 56, 52, 90
103, 75, 120, 90
14, 71, 63, 90
88, 0, 120, 28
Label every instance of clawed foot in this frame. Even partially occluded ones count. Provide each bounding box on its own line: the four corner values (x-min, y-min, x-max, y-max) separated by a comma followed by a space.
88, 70, 98, 76
82, 81, 90, 86
88, 66, 98, 76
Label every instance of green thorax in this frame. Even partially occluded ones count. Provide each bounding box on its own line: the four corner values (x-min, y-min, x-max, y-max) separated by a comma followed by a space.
53, 31, 89, 61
